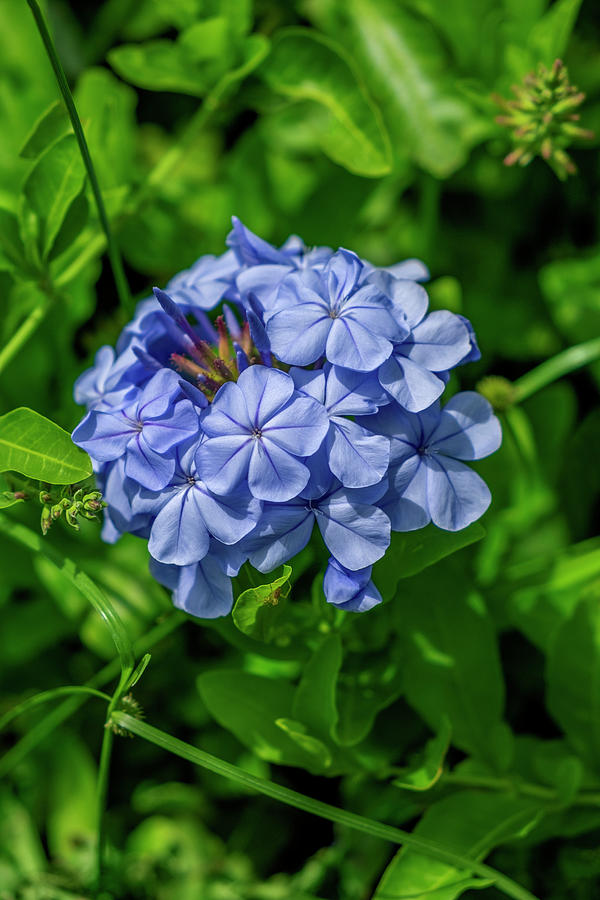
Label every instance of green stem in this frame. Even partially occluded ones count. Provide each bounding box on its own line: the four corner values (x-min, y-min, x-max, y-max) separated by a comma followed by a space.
513, 336, 600, 403
0, 686, 110, 732
112, 713, 540, 900
0, 294, 50, 376
443, 772, 600, 808
94, 671, 129, 888
0, 612, 184, 779
25, 0, 132, 312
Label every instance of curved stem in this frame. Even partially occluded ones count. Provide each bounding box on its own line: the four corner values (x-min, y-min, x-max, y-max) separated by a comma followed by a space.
112, 713, 540, 900
95, 670, 129, 889
443, 772, 600, 808
25, 0, 132, 312
514, 336, 600, 403
0, 686, 110, 732
0, 612, 184, 779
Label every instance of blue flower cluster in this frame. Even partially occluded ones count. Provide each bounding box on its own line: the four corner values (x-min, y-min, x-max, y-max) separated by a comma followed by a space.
73, 218, 501, 618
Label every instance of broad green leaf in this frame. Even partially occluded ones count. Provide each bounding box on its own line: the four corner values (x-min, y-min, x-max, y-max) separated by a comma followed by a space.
47, 185, 88, 262
373, 522, 485, 601
22, 134, 86, 259
334, 661, 402, 747
108, 18, 233, 97
547, 597, 600, 771
528, 0, 583, 64
393, 719, 452, 791
275, 717, 332, 767
197, 670, 329, 770
0, 788, 45, 879
292, 632, 341, 741
346, 0, 484, 177
259, 28, 392, 177
47, 733, 96, 872
505, 536, 600, 652
396, 562, 506, 767
373, 792, 539, 900
19, 100, 71, 159
0, 407, 92, 484
232, 564, 292, 642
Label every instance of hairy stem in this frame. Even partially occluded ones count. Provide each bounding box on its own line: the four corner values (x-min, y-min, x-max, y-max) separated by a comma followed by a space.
25, 0, 132, 311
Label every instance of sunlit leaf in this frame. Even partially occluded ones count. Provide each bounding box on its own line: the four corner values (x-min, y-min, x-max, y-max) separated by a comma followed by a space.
259, 27, 392, 177
0, 407, 91, 484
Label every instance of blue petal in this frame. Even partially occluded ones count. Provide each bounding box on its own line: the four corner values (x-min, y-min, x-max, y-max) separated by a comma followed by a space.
148, 486, 211, 565
263, 396, 329, 456
196, 434, 253, 494
323, 557, 382, 612
425, 455, 491, 531
403, 311, 471, 371
193, 482, 262, 544
378, 354, 445, 413
385, 456, 430, 531
227, 216, 291, 266
315, 488, 391, 569
174, 557, 234, 618
238, 366, 294, 428
72, 409, 134, 461
325, 365, 388, 416
430, 392, 502, 461
142, 400, 199, 453
245, 501, 315, 572
289, 367, 326, 404
327, 417, 390, 488
266, 302, 331, 366
201, 381, 252, 435
327, 316, 392, 372
125, 434, 176, 490
248, 439, 310, 501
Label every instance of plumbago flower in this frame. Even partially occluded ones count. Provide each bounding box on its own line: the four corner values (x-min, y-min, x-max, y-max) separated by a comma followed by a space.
72, 218, 501, 618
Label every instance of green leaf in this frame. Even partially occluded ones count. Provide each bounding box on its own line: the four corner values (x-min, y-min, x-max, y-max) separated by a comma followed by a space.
232, 564, 292, 642
197, 670, 328, 770
47, 733, 96, 870
259, 27, 392, 177
0, 788, 45, 879
292, 632, 342, 741
275, 718, 332, 767
528, 0, 583, 65
538, 252, 600, 388
393, 719, 452, 791
75, 67, 138, 192
396, 562, 506, 767
373, 792, 539, 900
333, 661, 402, 747
373, 522, 485, 601
345, 0, 484, 177
108, 18, 233, 97
0, 407, 92, 484
22, 134, 86, 259
19, 100, 71, 159
547, 597, 600, 771
0, 206, 28, 272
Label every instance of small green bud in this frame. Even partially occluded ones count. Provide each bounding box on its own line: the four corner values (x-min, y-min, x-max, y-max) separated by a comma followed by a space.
477, 376, 517, 413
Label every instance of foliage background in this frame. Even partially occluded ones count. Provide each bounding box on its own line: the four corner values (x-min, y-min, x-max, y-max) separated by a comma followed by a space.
1, 0, 600, 898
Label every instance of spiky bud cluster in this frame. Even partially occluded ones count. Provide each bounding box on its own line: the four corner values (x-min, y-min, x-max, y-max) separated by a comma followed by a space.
494, 59, 594, 180
39, 486, 106, 535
